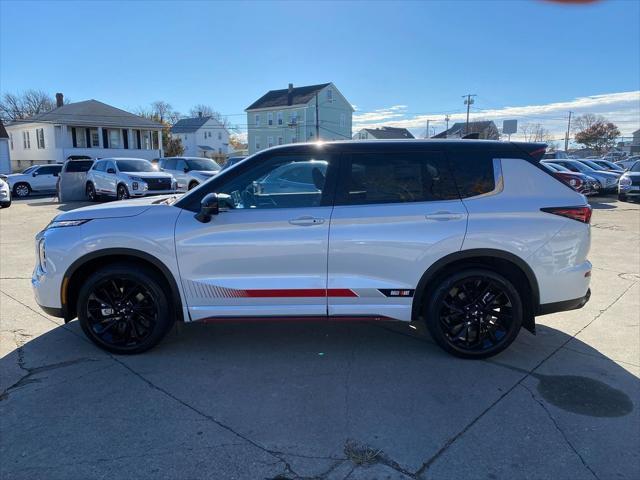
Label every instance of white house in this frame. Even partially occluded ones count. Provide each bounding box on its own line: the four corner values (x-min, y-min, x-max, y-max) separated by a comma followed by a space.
4, 94, 164, 171
353, 127, 414, 140
170, 114, 229, 157
246, 83, 353, 155
0, 121, 10, 174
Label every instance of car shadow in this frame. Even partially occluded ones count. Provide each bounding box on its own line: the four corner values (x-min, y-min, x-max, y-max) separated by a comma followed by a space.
1, 318, 637, 478
589, 195, 619, 209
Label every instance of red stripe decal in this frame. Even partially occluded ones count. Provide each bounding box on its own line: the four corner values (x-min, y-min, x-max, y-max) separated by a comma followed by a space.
243, 289, 357, 298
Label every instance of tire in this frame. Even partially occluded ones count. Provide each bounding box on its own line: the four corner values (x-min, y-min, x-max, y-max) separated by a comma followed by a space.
424, 268, 523, 359
86, 182, 98, 202
188, 181, 199, 190
117, 184, 130, 200
13, 182, 31, 198
0, 200, 10, 208
77, 263, 175, 354
618, 194, 627, 202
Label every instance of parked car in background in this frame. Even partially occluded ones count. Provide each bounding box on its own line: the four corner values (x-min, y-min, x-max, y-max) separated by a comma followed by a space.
616, 155, 640, 170
545, 159, 620, 193
542, 151, 569, 160
221, 156, 247, 171
85, 158, 177, 201
57, 158, 96, 202
255, 160, 328, 195
5, 164, 62, 198
542, 162, 599, 196
0, 176, 11, 207
602, 151, 627, 163
33, 140, 592, 359
618, 161, 640, 202
159, 157, 221, 191
590, 159, 624, 173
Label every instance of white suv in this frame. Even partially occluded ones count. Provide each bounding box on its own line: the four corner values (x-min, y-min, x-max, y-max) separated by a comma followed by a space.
32, 141, 592, 358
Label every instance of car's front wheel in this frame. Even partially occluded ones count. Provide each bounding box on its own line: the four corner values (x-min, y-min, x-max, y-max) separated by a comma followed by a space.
425, 269, 523, 359
77, 264, 175, 354
13, 182, 31, 198
117, 184, 130, 200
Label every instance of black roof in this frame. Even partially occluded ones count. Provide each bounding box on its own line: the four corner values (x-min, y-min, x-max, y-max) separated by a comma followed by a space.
0, 120, 7, 139
171, 116, 219, 133
432, 121, 496, 139
246, 83, 331, 110
362, 127, 414, 139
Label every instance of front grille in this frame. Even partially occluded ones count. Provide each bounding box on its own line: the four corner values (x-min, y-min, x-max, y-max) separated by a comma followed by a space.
631, 177, 640, 186
145, 178, 172, 190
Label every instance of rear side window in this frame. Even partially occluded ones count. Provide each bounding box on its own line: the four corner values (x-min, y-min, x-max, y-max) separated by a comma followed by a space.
447, 152, 496, 198
338, 151, 458, 205
65, 161, 94, 172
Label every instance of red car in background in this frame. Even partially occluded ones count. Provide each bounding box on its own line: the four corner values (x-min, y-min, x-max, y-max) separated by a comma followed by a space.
542, 162, 600, 196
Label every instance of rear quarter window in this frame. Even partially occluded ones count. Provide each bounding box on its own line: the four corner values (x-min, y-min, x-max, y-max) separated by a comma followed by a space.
447, 152, 496, 198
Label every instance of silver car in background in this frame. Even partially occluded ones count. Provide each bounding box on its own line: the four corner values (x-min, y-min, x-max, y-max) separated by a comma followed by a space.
85, 158, 177, 201
546, 159, 620, 193
159, 157, 221, 191
0, 176, 11, 208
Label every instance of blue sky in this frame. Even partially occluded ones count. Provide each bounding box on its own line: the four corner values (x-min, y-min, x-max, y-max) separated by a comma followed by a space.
1, 0, 639, 140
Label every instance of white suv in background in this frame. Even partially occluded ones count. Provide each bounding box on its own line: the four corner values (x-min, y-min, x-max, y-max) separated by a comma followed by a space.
159, 157, 221, 191
32, 141, 592, 358
6, 164, 62, 197
85, 157, 177, 201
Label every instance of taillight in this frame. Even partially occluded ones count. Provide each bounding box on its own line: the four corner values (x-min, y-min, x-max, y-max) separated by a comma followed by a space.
541, 206, 592, 224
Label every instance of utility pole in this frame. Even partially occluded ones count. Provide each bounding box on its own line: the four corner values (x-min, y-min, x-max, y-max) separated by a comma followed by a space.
445, 114, 450, 133
315, 92, 320, 139
462, 94, 476, 136
425, 119, 433, 139
564, 111, 573, 152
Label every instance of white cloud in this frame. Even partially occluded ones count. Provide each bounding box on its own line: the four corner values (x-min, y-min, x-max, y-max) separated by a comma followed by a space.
353, 91, 640, 141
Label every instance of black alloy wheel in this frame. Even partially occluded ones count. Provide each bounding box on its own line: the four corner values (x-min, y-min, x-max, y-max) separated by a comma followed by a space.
86, 183, 97, 201
426, 269, 523, 359
77, 264, 174, 354
117, 184, 130, 200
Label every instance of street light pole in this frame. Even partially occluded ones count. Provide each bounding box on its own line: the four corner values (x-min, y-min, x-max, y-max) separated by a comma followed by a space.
462, 94, 476, 136
564, 111, 573, 152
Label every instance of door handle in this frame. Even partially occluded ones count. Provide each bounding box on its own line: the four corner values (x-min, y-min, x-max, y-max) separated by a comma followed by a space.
289, 216, 325, 226
425, 211, 464, 221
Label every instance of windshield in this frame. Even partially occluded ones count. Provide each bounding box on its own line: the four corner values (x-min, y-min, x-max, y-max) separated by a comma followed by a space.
186, 159, 220, 171
546, 162, 570, 172
580, 160, 606, 170
565, 161, 592, 173
630, 162, 640, 173
116, 159, 155, 172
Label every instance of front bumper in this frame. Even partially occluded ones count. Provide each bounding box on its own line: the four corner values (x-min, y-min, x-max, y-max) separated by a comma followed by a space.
619, 185, 640, 196
131, 189, 179, 197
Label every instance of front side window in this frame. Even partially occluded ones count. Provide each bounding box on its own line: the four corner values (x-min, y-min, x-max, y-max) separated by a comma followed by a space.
338, 152, 458, 205
162, 158, 176, 170
175, 159, 187, 171
216, 155, 331, 210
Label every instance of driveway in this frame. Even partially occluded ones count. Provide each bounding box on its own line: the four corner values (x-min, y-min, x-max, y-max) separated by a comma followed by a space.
1, 195, 639, 480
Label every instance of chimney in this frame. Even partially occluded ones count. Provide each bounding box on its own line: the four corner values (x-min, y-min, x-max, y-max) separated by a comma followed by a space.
198, 111, 203, 118
55, 93, 64, 107
287, 83, 293, 106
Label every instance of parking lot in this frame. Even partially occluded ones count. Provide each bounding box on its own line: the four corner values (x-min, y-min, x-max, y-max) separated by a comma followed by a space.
1, 195, 638, 480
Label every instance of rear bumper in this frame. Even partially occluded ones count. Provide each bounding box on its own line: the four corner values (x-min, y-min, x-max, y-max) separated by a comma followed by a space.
537, 288, 591, 316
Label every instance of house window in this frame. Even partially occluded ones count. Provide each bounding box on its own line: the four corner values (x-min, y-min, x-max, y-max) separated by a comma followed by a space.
152, 131, 160, 150
75, 127, 87, 148
36, 128, 45, 149
255, 137, 260, 151
108, 129, 121, 148
327, 89, 333, 103
268, 136, 274, 148
90, 129, 99, 147
290, 111, 298, 125
9, 133, 13, 150
255, 114, 260, 127
291, 136, 297, 144
23, 131, 31, 149
142, 131, 151, 149
277, 111, 283, 125
268, 112, 273, 126
184, 134, 188, 141
277, 136, 283, 145
340, 113, 346, 128
218, 132, 222, 140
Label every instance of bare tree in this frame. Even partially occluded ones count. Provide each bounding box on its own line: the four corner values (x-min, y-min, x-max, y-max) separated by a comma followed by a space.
0, 89, 58, 121
151, 101, 173, 122
520, 123, 554, 144
572, 113, 602, 133
188, 104, 230, 128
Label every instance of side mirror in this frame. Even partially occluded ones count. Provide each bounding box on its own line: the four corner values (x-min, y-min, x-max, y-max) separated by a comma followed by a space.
183, 167, 190, 173
32, 172, 38, 177
195, 193, 219, 223
107, 168, 116, 174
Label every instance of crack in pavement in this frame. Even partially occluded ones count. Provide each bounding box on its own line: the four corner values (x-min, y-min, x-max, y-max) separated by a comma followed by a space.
412, 279, 638, 479
521, 384, 601, 480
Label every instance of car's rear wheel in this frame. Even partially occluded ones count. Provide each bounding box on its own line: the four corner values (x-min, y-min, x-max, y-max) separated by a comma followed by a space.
425, 269, 523, 359
618, 193, 627, 202
117, 184, 130, 200
86, 182, 98, 202
188, 181, 199, 190
77, 264, 174, 354
13, 182, 31, 198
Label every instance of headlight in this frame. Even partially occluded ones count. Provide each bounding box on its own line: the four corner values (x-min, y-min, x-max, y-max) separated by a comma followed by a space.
38, 238, 47, 273
129, 176, 143, 182
619, 176, 632, 186
47, 219, 90, 229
